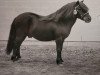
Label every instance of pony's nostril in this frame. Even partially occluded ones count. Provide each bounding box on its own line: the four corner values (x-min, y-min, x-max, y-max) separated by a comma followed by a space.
84, 17, 91, 23
88, 17, 90, 20
88, 17, 91, 21
89, 16, 91, 20
87, 18, 90, 21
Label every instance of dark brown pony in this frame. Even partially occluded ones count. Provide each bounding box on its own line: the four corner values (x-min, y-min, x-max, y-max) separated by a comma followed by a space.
6, 1, 91, 64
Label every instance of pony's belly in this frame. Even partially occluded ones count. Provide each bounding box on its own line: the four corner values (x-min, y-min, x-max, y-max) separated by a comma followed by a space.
34, 37, 54, 41
33, 35, 55, 41
29, 31, 55, 41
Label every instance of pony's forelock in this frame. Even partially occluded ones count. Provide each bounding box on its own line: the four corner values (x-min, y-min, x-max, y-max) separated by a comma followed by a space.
79, 2, 89, 11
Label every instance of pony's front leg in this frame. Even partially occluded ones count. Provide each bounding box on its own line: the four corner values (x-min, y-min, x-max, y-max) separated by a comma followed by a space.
16, 48, 21, 59
55, 37, 64, 65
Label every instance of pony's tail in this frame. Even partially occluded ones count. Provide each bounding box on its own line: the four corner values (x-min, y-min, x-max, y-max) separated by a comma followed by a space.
6, 20, 16, 55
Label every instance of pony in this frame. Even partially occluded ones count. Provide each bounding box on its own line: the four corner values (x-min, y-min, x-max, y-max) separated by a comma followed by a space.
6, 1, 91, 64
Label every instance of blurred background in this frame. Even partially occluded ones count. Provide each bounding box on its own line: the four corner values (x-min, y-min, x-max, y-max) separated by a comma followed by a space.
0, 0, 100, 41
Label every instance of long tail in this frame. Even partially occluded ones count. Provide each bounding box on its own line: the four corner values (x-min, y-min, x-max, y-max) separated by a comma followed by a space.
6, 20, 16, 55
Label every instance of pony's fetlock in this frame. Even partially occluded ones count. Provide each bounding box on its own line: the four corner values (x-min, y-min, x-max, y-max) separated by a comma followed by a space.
56, 59, 64, 65
11, 55, 19, 62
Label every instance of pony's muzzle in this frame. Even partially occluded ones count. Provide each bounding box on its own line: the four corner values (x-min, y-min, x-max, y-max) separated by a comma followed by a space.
83, 14, 91, 23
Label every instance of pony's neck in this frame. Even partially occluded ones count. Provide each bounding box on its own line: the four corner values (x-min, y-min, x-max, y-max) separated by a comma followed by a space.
57, 2, 77, 23
59, 9, 77, 25
59, 13, 77, 24
59, 2, 77, 24
40, 2, 77, 23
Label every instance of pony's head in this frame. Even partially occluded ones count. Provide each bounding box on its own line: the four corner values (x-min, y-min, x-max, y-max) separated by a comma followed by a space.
74, 1, 91, 23
40, 0, 91, 23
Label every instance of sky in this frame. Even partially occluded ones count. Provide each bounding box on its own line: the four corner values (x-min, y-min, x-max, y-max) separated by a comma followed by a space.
0, 0, 100, 41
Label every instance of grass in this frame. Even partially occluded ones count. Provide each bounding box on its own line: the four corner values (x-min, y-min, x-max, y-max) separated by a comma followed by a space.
0, 41, 100, 75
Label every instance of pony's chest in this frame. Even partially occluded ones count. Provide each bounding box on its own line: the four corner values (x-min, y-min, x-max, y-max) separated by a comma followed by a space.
56, 26, 71, 38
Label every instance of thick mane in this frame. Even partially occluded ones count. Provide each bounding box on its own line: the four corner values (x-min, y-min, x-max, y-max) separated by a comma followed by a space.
40, 2, 76, 22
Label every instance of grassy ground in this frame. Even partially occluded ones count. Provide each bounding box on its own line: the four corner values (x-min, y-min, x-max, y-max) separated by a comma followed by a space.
0, 41, 100, 75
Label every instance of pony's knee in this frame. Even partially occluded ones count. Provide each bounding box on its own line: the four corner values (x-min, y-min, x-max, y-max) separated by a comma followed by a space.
13, 40, 21, 48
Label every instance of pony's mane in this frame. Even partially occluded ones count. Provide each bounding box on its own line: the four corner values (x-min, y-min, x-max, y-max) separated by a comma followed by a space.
40, 2, 76, 22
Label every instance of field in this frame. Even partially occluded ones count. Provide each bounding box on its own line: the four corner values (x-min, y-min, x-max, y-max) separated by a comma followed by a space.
0, 41, 100, 75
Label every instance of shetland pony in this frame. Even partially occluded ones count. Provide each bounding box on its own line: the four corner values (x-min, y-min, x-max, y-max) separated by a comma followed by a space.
6, 1, 91, 64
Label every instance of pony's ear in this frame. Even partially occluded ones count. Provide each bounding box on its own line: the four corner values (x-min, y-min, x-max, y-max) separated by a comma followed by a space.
75, 1, 80, 6
81, 0, 84, 2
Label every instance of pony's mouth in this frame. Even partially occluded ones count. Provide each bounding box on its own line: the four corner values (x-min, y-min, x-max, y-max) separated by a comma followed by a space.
84, 19, 91, 23
83, 17, 91, 23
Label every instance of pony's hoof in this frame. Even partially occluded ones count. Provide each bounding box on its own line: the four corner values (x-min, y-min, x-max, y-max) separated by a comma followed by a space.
11, 56, 19, 62
17, 56, 21, 59
56, 58, 64, 65
56, 60, 64, 65
61, 59, 64, 62
11, 56, 14, 60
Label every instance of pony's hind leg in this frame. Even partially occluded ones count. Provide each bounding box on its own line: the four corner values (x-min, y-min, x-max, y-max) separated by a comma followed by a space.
11, 36, 26, 62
